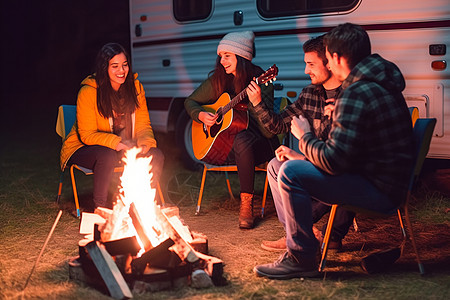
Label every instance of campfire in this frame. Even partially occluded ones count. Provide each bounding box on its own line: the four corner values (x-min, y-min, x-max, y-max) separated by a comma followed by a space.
69, 148, 225, 299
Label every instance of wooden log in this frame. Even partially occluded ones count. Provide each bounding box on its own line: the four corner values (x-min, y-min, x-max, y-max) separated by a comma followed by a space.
68, 256, 106, 291
131, 238, 181, 276
128, 202, 152, 251
79, 212, 106, 235
103, 236, 141, 257
154, 207, 199, 263
194, 251, 227, 286
85, 241, 133, 300
190, 231, 208, 254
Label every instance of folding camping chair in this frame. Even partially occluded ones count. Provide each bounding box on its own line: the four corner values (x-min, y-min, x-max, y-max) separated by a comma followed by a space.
55, 105, 165, 218
319, 117, 436, 275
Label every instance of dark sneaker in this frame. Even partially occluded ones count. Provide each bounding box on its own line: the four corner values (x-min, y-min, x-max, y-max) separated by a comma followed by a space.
261, 237, 286, 252
254, 252, 320, 279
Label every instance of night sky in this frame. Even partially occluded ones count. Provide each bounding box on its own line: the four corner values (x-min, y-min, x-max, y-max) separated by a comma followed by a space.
1, 0, 130, 133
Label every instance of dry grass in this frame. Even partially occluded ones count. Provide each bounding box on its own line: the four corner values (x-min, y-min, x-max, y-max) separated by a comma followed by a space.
0, 128, 449, 300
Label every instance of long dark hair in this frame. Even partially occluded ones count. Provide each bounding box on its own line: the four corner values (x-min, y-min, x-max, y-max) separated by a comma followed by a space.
208, 54, 263, 100
94, 43, 139, 118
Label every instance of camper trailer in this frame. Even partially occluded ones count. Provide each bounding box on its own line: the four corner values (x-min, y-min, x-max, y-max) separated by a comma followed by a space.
129, 0, 450, 168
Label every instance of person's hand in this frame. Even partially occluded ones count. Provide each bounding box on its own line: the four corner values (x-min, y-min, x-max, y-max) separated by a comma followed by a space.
246, 80, 262, 106
198, 111, 218, 126
116, 142, 131, 151
275, 145, 305, 161
139, 145, 148, 155
324, 98, 335, 119
116, 139, 135, 152
291, 115, 311, 140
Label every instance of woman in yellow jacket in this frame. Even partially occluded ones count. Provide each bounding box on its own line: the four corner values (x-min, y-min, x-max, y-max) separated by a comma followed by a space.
60, 43, 164, 209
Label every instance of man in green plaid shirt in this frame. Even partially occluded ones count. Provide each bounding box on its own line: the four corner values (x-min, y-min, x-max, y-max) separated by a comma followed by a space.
248, 35, 355, 252
253, 23, 414, 279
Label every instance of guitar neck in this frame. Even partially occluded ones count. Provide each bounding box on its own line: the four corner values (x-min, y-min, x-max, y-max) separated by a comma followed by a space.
221, 77, 261, 114
222, 89, 247, 114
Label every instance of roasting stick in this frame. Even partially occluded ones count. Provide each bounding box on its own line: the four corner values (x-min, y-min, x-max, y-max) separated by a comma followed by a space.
22, 210, 63, 291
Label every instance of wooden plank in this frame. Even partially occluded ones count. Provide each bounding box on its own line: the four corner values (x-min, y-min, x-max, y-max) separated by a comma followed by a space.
103, 236, 141, 257
131, 238, 179, 275
85, 241, 133, 300
194, 251, 226, 286
128, 203, 152, 251
154, 207, 199, 263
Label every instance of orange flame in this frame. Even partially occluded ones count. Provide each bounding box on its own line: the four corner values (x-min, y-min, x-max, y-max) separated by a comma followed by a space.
116, 147, 167, 256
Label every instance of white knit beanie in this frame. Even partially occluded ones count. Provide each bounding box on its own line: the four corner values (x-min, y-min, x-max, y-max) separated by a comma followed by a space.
217, 31, 255, 61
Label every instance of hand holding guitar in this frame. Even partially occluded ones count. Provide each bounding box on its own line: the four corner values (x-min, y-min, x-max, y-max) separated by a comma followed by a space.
247, 80, 262, 106
199, 111, 218, 126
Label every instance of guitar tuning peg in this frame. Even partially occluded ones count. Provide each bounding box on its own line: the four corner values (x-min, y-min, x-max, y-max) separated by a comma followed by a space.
265, 82, 268, 86
273, 77, 277, 81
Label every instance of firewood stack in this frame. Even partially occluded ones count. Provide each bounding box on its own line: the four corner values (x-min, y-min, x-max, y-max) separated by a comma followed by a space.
69, 205, 225, 299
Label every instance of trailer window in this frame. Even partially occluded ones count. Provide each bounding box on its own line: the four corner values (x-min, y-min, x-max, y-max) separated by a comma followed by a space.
173, 0, 212, 22
257, 0, 359, 18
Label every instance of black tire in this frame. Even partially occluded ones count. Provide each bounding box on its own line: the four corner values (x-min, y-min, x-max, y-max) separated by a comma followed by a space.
175, 111, 202, 171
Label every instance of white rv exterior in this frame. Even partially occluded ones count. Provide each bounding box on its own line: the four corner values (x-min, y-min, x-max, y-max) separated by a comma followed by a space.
129, 0, 450, 166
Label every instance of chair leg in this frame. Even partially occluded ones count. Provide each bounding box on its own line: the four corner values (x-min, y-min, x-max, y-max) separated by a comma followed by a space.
56, 172, 64, 203
403, 201, 426, 275
319, 204, 338, 272
261, 173, 269, 218
157, 181, 165, 207
69, 165, 81, 218
196, 165, 208, 215
397, 209, 407, 239
224, 171, 235, 201
352, 217, 359, 232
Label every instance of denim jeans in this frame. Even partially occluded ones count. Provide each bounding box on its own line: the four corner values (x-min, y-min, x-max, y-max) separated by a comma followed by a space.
270, 159, 396, 258
268, 158, 356, 242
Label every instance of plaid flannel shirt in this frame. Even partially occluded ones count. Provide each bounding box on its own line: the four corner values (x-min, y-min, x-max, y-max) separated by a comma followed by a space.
299, 54, 414, 204
253, 84, 340, 141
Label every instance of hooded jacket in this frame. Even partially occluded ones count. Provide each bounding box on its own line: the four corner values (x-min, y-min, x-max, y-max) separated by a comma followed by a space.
60, 74, 156, 170
299, 54, 414, 204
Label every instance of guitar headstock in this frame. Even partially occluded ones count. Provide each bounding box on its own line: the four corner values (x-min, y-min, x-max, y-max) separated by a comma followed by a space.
256, 64, 279, 85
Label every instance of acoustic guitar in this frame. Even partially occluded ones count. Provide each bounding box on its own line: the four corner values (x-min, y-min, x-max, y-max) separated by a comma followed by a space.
192, 64, 279, 165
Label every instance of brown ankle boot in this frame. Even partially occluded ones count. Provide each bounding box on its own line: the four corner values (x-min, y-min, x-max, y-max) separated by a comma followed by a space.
239, 193, 254, 229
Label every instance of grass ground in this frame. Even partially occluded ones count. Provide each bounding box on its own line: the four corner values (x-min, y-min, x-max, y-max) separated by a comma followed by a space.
0, 118, 449, 299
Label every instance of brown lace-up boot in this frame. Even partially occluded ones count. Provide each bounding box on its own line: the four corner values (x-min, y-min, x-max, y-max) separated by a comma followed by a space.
239, 193, 255, 229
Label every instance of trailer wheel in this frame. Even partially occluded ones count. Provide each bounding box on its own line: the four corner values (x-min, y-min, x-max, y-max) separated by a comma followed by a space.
175, 111, 202, 171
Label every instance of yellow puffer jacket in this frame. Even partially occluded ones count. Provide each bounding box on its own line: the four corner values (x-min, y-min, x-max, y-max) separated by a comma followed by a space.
60, 74, 157, 170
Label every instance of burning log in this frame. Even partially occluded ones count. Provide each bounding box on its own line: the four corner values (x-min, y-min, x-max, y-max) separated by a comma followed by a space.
131, 238, 181, 276
194, 251, 227, 286
103, 236, 141, 257
128, 202, 153, 251
154, 206, 198, 263
70, 148, 226, 296
85, 241, 133, 300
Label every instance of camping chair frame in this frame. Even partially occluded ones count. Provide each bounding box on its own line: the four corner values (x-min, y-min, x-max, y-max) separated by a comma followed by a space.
319, 117, 436, 275
194, 97, 289, 217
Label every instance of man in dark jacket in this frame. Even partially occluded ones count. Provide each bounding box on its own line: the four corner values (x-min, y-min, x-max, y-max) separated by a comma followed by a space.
254, 23, 414, 279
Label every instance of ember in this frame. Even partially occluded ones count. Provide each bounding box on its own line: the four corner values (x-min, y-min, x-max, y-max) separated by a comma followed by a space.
69, 148, 225, 299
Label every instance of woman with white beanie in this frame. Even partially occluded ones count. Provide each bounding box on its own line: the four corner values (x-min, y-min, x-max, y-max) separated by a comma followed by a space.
184, 31, 280, 229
